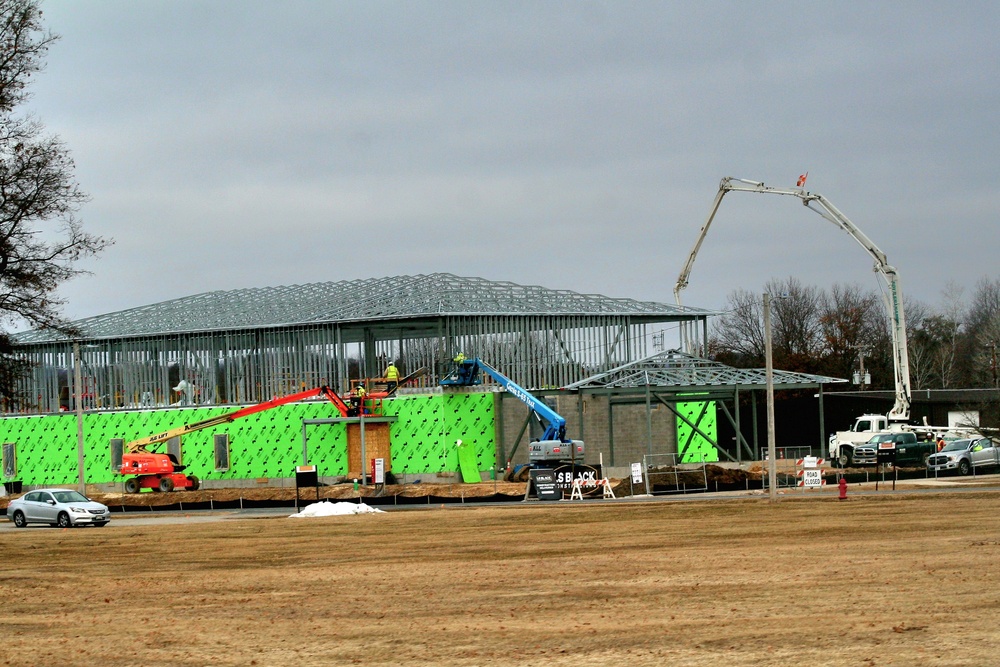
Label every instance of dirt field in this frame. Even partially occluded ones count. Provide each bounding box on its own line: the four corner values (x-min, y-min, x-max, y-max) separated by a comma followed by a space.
3, 490, 1000, 666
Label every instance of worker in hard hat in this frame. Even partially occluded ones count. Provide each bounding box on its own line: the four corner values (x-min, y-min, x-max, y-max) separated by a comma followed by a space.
172, 380, 195, 405
349, 383, 366, 417
384, 361, 400, 392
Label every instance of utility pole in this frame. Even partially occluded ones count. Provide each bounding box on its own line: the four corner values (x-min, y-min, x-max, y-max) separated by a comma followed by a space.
74, 343, 85, 494
764, 293, 777, 503
851, 344, 871, 390
991, 341, 997, 388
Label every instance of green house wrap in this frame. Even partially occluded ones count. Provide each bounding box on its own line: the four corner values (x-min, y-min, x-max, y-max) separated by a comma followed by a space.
0, 393, 496, 487
675, 399, 719, 464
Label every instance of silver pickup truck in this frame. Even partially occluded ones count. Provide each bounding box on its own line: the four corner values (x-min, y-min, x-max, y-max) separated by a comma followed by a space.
927, 437, 1000, 476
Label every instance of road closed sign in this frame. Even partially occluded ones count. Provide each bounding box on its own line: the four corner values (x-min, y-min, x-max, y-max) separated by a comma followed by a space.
800, 468, 824, 488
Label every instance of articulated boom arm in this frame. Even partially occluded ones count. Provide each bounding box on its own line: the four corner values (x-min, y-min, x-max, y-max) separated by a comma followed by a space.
126, 386, 350, 453
674, 177, 911, 421
441, 358, 568, 442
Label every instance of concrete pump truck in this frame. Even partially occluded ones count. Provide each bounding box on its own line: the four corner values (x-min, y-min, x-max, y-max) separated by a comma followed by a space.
673, 177, 926, 467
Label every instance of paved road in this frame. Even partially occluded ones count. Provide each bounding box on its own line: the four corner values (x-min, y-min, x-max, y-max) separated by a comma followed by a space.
5, 473, 1000, 530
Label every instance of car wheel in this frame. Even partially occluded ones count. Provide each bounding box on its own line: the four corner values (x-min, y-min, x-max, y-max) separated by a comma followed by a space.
124, 477, 141, 494
12, 510, 27, 528
959, 459, 971, 476
922, 452, 931, 466
57, 512, 72, 528
838, 452, 852, 468
186, 475, 200, 491
158, 476, 174, 493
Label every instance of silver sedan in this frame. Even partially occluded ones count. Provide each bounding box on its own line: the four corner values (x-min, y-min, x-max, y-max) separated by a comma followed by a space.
7, 489, 111, 528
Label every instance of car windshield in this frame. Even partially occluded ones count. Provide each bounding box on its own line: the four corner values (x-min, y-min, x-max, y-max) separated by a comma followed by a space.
867, 434, 895, 443
51, 491, 89, 503
941, 440, 972, 452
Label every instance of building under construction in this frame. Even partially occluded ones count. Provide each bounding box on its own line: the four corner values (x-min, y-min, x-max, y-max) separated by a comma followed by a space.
0, 274, 848, 492
10, 273, 716, 415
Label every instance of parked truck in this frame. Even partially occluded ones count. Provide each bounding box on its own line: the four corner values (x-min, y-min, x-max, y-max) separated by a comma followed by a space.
828, 414, 891, 467
849, 431, 936, 467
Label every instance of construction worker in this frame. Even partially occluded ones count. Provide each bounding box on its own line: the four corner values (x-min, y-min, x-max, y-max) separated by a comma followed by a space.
936, 435, 946, 452
384, 361, 400, 392
350, 383, 366, 417
453, 352, 466, 364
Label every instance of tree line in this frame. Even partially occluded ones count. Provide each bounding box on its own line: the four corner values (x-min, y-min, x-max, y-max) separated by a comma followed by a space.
0, 1, 110, 401
708, 277, 1000, 390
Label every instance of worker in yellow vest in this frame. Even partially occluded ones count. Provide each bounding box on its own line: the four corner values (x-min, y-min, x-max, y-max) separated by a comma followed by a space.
350, 383, 366, 416
385, 361, 400, 392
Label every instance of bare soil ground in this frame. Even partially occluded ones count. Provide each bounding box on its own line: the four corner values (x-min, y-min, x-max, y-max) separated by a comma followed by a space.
83, 480, 531, 507
4, 490, 1000, 666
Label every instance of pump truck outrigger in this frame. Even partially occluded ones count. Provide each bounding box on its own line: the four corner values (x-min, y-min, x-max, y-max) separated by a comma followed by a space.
119, 386, 353, 493
440, 357, 584, 476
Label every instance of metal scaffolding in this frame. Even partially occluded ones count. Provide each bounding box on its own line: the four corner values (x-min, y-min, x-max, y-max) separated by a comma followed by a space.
9, 274, 717, 414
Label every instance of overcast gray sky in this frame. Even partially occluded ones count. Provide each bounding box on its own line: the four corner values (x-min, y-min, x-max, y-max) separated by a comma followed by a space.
26, 0, 1000, 325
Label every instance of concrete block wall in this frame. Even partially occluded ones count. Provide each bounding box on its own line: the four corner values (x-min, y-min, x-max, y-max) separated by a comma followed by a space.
496, 392, 678, 469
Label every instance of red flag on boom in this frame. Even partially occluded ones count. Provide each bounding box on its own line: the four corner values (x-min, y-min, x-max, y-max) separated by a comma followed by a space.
796, 172, 808, 187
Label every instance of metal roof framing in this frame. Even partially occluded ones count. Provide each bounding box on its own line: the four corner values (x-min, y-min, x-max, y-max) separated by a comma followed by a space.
14, 273, 713, 343
566, 349, 846, 465
8, 275, 719, 415
566, 349, 845, 391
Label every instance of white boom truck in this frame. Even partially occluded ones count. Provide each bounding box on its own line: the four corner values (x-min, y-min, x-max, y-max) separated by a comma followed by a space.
673, 177, 913, 467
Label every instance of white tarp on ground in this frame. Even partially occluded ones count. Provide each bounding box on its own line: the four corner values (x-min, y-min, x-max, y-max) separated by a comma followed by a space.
289, 501, 385, 518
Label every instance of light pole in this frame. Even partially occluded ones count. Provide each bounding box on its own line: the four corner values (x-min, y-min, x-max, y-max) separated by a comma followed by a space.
74, 342, 85, 494
764, 293, 777, 503
851, 344, 871, 389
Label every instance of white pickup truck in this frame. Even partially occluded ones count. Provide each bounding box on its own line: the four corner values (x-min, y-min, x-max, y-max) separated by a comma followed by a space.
830, 414, 937, 467
829, 414, 890, 467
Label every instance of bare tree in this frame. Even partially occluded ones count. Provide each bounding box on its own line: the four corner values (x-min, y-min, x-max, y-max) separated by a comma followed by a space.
0, 1, 110, 401
818, 283, 888, 386
708, 288, 765, 366
905, 297, 934, 390
974, 321, 1000, 389
709, 278, 825, 373
931, 282, 965, 388
945, 278, 1000, 429
766, 277, 823, 373
966, 278, 1000, 387
966, 277, 1000, 332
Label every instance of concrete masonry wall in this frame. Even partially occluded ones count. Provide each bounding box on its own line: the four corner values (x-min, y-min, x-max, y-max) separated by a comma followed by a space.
495, 392, 716, 469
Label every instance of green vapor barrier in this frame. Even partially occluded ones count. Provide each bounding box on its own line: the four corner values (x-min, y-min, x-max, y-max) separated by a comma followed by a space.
0, 392, 495, 487
675, 398, 719, 463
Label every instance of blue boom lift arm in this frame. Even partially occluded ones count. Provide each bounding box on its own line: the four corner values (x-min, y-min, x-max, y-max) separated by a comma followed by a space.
440, 357, 568, 443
